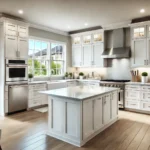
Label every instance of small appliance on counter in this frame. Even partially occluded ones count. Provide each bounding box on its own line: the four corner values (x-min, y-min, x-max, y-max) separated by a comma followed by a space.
5, 59, 28, 114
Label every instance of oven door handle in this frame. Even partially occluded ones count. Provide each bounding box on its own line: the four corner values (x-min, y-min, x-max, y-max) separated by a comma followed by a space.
6, 65, 28, 67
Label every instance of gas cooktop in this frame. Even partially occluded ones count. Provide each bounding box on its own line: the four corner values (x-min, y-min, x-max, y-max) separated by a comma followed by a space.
101, 79, 130, 82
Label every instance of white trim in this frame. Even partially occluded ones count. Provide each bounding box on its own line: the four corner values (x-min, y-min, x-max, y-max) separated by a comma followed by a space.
29, 22, 69, 36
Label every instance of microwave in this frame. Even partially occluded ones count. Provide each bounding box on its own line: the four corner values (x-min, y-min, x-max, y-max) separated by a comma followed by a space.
5, 59, 28, 82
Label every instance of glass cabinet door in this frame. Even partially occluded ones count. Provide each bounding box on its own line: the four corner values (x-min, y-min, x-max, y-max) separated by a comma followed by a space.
133, 27, 145, 38
73, 37, 81, 45
83, 35, 91, 44
93, 33, 103, 42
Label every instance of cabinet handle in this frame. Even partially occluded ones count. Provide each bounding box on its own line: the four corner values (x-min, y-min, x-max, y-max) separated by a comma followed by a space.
8, 24, 15, 27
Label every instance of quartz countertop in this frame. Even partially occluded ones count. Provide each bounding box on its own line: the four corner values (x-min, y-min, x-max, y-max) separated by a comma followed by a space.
39, 86, 119, 100
125, 82, 150, 86
28, 79, 100, 84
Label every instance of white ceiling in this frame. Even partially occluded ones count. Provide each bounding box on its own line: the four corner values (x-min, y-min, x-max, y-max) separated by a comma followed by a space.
0, 0, 150, 32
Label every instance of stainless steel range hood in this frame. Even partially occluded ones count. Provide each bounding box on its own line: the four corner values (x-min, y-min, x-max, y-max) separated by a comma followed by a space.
101, 28, 130, 58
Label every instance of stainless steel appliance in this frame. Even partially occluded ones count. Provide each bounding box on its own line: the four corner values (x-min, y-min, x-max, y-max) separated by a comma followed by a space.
100, 80, 130, 109
8, 84, 28, 114
5, 59, 28, 82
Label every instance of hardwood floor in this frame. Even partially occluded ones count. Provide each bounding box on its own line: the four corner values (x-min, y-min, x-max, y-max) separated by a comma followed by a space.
0, 110, 150, 150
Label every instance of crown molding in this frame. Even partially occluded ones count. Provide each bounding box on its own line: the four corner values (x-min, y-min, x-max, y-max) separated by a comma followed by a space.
29, 22, 69, 36
102, 20, 131, 30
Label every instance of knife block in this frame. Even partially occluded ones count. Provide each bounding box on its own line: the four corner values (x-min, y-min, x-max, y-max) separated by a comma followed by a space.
132, 75, 139, 82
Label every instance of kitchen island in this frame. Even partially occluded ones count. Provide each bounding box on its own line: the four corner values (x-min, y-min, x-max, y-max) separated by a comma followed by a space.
40, 86, 119, 147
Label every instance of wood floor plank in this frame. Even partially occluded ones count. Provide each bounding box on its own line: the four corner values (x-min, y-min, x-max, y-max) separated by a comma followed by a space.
126, 124, 149, 150
138, 126, 150, 150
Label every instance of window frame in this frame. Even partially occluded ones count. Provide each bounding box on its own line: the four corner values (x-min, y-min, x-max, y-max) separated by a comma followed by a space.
29, 36, 67, 78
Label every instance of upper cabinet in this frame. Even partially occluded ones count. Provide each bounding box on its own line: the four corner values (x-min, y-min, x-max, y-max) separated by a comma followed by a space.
72, 36, 81, 45
132, 26, 146, 39
93, 32, 103, 43
130, 23, 150, 67
71, 30, 105, 67
83, 35, 91, 44
4, 19, 29, 59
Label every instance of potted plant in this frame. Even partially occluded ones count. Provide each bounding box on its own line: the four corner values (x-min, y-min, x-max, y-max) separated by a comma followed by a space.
28, 73, 33, 82
65, 72, 69, 79
79, 72, 84, 80
69, 72, 73, 79
141, 72, 148, 83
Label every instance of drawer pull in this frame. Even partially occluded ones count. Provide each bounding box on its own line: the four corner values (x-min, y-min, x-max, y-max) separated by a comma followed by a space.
130, 104, 136, 106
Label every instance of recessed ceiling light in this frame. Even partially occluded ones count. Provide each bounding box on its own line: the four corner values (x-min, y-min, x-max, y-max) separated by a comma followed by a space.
84, 23, 88, 26
140, 9, 145, 13
18, 10, 23, 14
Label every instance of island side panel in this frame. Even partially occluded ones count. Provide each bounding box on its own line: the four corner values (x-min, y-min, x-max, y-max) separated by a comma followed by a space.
81, 90, 119, 146
47, 96, 82, 146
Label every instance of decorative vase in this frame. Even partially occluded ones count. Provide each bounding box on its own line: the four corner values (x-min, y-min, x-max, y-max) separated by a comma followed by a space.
79, 76, 83, 80
141, 76, 148, 83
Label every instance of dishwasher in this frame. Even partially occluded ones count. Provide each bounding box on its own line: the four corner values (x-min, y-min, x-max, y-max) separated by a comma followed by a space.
8, 84, 28, 114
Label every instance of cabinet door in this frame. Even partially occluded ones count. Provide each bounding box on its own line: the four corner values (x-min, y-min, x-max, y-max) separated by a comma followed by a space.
83, 100, 93, 139
18, 38, 28, 58
92, 43, 104, 66
83, 45, 92, 66
132, 26, 146, 39
125, 90, 140, 100
131, 39, 147, 67
5, 22, 18, 36
111, 92, 118, 119
72, 45, 82, 67
94, 97, 103, 131
147, 38, 150, 65
5, 36, 18, 58
18, 25, 28, 38
141, 92, 150, 101
103, 94, 111, 124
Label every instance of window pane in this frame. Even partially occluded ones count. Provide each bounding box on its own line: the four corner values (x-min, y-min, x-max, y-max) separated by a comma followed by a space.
28, 50, 34, 58
35, 41, 41, 50
28, 59, 33, 74
34, 60, 41, 69
34, 69, 41, 76
29, 40, 34, 49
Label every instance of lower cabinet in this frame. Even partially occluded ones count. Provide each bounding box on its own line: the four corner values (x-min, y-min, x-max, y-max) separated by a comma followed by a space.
28, 83, 47, 108
125, 84, 150, 113
83, 92, 118, 140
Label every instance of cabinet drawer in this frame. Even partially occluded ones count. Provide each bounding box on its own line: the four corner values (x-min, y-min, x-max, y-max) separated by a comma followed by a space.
125, 100, 139, 109
28, 98, 42, 108
140, 102, 150, 111
125, 85, 141, 90
125, 90, 140, 100
141, 86, 150, 91
141, 92, 150, 101
5, 22, 18, 36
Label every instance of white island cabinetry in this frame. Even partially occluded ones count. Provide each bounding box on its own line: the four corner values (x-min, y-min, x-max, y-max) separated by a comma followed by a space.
40, 86, 119, 147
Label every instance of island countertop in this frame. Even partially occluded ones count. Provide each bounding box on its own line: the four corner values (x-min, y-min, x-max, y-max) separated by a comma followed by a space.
40, 86, 119, 100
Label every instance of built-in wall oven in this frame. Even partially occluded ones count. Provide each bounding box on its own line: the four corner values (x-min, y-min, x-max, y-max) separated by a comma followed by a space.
5, 59, 28, 82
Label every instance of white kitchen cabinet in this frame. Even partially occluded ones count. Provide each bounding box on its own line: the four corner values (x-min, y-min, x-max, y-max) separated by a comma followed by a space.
103, 94, 111, 124
125, 100, 140, 109
83, 45, 92, 66
18, 38, 28, 58
83, 99, 94, 139
83, 34, 91, 45
125, 90, 140, 100
18, 25, 28, 38
131, 39, 147, 67
5, 35, 18, 58
72, 36, 81, 45
140, 101, 150, 111
111, 92, 118, 119
131, 26, 146, 39
72, 45, 82, 67
92, 32, 104, 43
28, 83, 47, 108
93, 97, 103, 131
92, 43, 104, 67
5, 22, 18, 36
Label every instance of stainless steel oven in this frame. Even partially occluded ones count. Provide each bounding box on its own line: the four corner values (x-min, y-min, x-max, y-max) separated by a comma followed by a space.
5, 59, 28, 82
